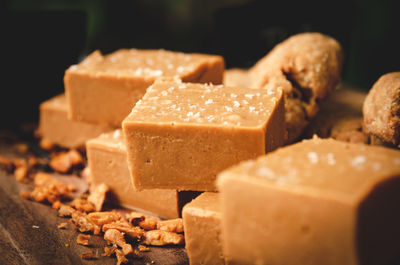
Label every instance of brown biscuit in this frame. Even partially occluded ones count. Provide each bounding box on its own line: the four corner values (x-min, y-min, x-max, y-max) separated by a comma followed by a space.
363, 72, 400, 146
248, 32, 344, 143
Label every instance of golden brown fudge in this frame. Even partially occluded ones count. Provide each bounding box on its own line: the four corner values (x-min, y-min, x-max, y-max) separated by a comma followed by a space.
65, 49, 224, 127
38, 94, 114, 149
217, 138, 400, 265
182, 192, 225, 265
223, 68, 249, 88
86, 129, 198, 219
248, 32, 343, 144
363, 72, 400, 147
122, 79, 285, 191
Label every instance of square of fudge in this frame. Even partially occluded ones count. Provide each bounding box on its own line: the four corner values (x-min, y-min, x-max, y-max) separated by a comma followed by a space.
122, 79, 285, 191
64, 49, 224, 127
217, 138, 400, 265
182, 192, 225, 265
86, 129, 199, 219
39, 94, 114, 149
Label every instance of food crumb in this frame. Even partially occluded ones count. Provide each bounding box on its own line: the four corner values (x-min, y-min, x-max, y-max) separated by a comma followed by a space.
77, 234, 91, 246
57, 222, 68, 229
32, 225, 39, 229
81, 250, 95, 260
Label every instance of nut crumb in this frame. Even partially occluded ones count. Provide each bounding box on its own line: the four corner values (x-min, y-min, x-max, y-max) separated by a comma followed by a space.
81, 250, 95, 260
142, 230, 185, 246
115, 249, 128, 265
156, 218, 184, 233
102, 246, 117, 257
104, 229, 133, 256
57, 222, 68, 229
70, 198, 96, 213
49, 149, 83, 173
88, 183, 109, 212
138, 244, 150, 252
77, 234, 91, 246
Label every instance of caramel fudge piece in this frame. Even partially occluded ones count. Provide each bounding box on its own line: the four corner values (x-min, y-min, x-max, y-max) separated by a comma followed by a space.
363, 72, 400, 147
65, 49, 224, 127
122, 79, 285, 191
183, 192, 225, 265
39, 94, 113, 149
223, 68, 249, 88
217, 138, 400, 265
248, 32, 343, 144
86, 130, 198, 219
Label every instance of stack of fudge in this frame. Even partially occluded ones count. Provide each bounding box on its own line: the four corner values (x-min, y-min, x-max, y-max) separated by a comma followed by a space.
38, 34, 400, 265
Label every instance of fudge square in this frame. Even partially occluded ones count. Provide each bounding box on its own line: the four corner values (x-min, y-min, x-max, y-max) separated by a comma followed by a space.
86, 129, 199, 219
182, 192, 225, 265
217, 138, 400, 265
39, 94, 113, 149
122, 79, 285, 191
64, 49, 224, 127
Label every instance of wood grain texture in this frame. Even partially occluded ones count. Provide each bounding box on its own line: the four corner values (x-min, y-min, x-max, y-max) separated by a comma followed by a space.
0, 140, 189, 265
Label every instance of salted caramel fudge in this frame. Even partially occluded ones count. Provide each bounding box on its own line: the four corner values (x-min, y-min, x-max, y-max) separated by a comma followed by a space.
39, 94, 113, 149
65, 49, 224, 127
217, 138, 400, 265
86, 130, 198, 219
122, 79, 285, 191
183, 192, 225, 265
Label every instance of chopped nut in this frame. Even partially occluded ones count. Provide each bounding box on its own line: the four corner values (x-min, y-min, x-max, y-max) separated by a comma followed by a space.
80, 250, 95, 260
49, 149, 83, 173
77, 234, 91, 246
86, 211, 121, 227
70, 198, 96, 213
102, 246, 117, 257
58, 204, 75, 217
142, 230, 185, 246
57, 222, 68, 229
88, 183, 109, 212
138, 217, 159, 231
104, 229, 133, 256
127, 212, 145, 226
115, 249, 128, 265
20, 190, 31, 199
138, 244, 150, 252
14, 164, 29, 182
70, 211, 101, 235
102, 220, 144, 239
52, 200, 61, 210
0, 155, 14, 172
39, 138, 55, 151
156, 218, 184, 233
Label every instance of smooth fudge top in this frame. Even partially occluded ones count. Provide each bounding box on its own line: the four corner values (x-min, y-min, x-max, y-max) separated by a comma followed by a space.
87, 129, 126, 152
218, 138, 400, 198
183, 192, 220, 218
66, 49, 223, 80
40, 94, 68, 112
124, 79, 283, 128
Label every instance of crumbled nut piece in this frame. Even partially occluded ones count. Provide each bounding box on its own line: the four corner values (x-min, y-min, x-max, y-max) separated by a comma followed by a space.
39, 138, 55, 151
70, 210, 101, 235
87, 211, 121, 227
0, 155, 14, 172
127, 212, 145, 226
14, 164, 29, 182
88, 183, 109, 212
102, 220, 144, 239
20, 190, 31, 199
156, 218, 184, 233
52, 200, 61, 210
77, 234, 91, 246
81, 250, 95, 260
65, 243, 69, 247
102, 246, 117, 257
27, 155, 47, 168
70, 198, 96, 213
142, 230, 185, 246
49, 149, 83, 173
115, 249, 128, 265
58, 204, 75, 217
57, 222, 68, 229
104, 229, 133, 256
138, 217, 159, 231
30, 174, 72, 204
138, 244, 150, 252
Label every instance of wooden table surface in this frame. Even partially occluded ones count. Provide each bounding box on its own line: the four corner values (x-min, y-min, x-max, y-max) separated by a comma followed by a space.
0, 135, 189, 265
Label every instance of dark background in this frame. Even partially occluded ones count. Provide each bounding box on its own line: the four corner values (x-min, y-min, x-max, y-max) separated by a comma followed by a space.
2, 0, 400, 131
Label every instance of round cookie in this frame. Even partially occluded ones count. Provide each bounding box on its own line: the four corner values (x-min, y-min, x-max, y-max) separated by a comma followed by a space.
249, 32, 344, 144
363, 72, 400, 146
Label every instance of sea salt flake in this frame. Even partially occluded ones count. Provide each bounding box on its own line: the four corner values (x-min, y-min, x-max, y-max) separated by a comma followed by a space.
205, 99, 214, 105
326, 153, 336, 165
233, 101, 240, 108
113, 130, 121, 139
351, 155, 366, 169
225, 106, 233, 112
257, 166, 276, 179
307, 152, 319, 164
